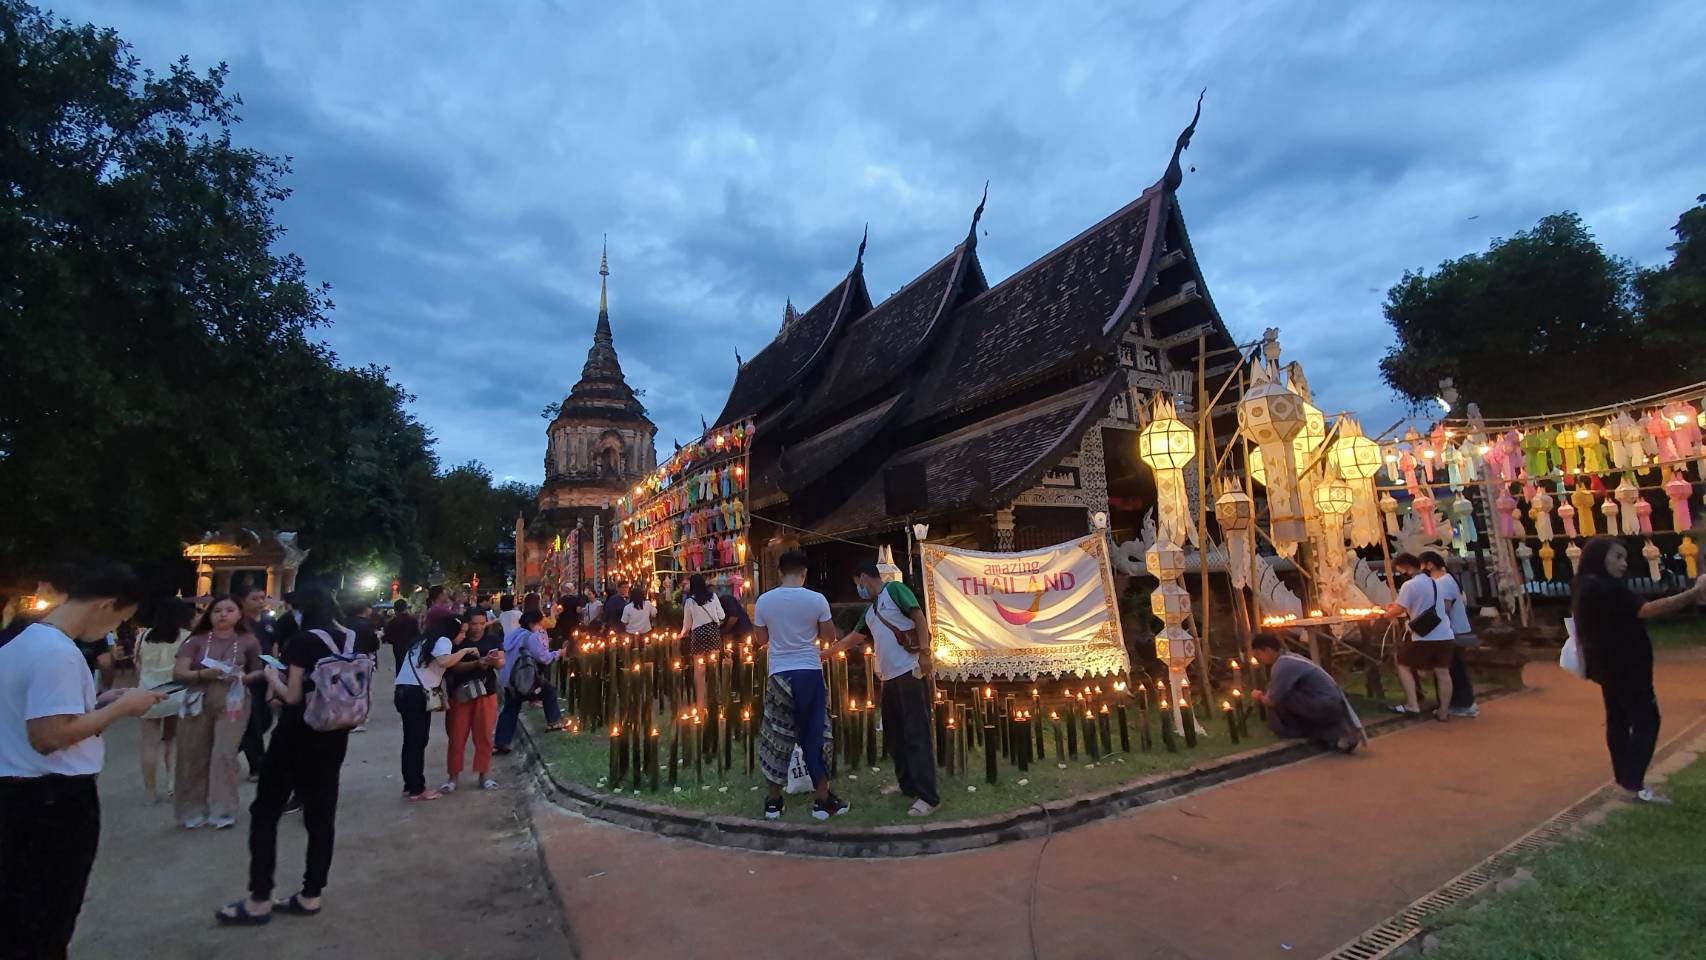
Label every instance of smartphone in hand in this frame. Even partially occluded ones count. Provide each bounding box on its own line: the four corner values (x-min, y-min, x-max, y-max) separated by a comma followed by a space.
260, 654, 286, 671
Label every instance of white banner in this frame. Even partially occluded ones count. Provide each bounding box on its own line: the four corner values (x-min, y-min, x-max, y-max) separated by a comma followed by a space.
922, 535, 1129, 681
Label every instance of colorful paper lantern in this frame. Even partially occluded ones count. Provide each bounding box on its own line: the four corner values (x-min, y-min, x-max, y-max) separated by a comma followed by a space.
1139, 394, 1198, 547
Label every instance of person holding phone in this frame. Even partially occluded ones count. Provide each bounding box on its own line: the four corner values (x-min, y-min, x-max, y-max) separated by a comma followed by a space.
137, 597, 193, 803
173, 595, 264, 828
0, 563, 165, 957
441, 607, 505, 793
394, 616, 480, 801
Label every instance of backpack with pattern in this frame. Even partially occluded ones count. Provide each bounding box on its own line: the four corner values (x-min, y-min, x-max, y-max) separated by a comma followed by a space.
303, 628, 375, 732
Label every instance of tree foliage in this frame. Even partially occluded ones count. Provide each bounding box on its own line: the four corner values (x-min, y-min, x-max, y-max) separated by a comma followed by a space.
0, 2, 532, 586
1377, 212, 1670, 417
1634, 195, 1706, 385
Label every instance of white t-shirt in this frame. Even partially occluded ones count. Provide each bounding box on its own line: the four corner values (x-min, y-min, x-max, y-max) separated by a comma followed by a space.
754, 586, 832, 676
395, 637, 453, 689
1439, 574, 1471, 634
859, 582, 923, 682
1397, 574, 1455, 642
622, 600, 657, 634
0, 623, 104, 777
682, 597, 725, 632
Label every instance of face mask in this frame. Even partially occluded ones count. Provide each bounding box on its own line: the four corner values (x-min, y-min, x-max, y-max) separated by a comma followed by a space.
856, 583, 871, 601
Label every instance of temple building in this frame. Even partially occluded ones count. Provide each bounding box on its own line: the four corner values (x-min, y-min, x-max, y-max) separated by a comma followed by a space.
714, 105, 1242, 589
522, 245, 657, 590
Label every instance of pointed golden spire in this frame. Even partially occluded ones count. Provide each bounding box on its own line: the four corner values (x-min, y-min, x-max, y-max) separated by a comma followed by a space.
598, 234, 609, 320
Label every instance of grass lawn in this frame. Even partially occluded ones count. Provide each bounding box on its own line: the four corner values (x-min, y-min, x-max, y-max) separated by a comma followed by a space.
1648, 617, 1706, 650
1423, 751, 1706, 960
523, 704, 1292, 826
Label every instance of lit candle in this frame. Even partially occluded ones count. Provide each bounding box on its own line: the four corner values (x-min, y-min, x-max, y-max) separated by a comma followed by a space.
864, 698, 878, 768
1231, 688, 1249, 739
1065, 703, 1079, 760
744, 707, 756, 776
1015, 711, 1030, 772
984, 687, 998, 785
609, 724, 621, 786
1159, 697, 1177, 753
1222, 700, 1240, 744
1099, 704, 1113, 757
1114, 682, 1131, 754
1084, 710, 1100, 761
1181, 694, 1198, 749
649, 727, 661, 792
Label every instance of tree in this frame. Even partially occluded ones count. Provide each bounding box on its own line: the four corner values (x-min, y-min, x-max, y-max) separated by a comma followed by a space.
1635, 195, 1706, 384
1377, 213, 1663, 416
0, 2, 437, 581
416, 462, 538, 591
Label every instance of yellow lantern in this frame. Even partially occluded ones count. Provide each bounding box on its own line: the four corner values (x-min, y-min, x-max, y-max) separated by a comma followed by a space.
1215, 478, 1256, 590
1237, 360, 1309, 552
1312, 477, 1354, 565
1139, 395, 1198, 546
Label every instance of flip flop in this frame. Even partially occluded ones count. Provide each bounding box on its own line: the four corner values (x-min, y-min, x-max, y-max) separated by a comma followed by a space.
272, 893, 322, 916
214, 900, 272, 926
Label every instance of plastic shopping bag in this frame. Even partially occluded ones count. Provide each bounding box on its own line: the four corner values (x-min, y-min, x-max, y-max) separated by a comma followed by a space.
784, 745, 813, 795
1559, 617, 1587, 679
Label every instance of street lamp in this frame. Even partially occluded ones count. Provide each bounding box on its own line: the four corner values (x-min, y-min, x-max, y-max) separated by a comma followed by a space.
358, 575, 379, 591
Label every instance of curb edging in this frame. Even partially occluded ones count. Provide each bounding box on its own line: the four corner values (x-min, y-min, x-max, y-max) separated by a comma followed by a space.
521, 688, 1523, 859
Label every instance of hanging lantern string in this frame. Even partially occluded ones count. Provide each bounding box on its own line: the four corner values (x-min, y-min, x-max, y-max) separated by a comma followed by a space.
1371, 452, 1705, 494
1438, 379, 1706, 433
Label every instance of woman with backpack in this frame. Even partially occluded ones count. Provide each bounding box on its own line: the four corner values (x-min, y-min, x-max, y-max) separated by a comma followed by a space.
493, 610, 564, 752
395, 615, 482, 802
173, 595, 264, 829
441, 607, 505, 793
217, 585, 371, 925
677, 575, 725, 708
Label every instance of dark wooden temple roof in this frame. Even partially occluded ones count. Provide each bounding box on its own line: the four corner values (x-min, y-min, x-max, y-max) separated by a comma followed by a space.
803, 374, 1123, 538
712, 252, 871, 429
904, 186, 1165, 429
784, 242, 980, 432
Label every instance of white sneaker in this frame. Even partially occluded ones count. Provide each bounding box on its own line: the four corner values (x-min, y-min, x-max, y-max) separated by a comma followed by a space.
439, 781, 457, 794
1449, 705, 1480, 718
907, 799, 937, 817
209, 816, 236, 829
183, 816, 206, 829
480, 778, 499, 790
1634, 788, 1672, 805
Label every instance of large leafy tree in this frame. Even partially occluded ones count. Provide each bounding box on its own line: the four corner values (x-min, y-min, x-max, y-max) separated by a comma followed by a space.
0, 2, 480, 584
1634, 195, 1706, 383
1377, 212, 1669, 416
417, 462, 538, 591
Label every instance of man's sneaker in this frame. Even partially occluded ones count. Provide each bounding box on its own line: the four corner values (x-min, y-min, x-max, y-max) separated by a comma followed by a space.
1449, 704, 1479, 718
763, 795, 785, 820
480, 778, 500, 790
907, 799, 937, 817
1633, 788, 1672, 805
811, 793, 850, 821
282, 799, 302, 815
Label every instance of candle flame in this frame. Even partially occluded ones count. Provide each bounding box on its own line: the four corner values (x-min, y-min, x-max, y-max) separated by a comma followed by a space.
1222, 700, 1232, 711
1049, 711, 1059, 720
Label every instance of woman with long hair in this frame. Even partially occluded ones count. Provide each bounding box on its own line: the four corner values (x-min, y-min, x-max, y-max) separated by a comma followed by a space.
621, 585, 657, 637
1572, 536, 1706, 804
137, 598, 193, 803
677, 575, 725, 708
394, 615, 481, 801
173, 595, 263, 829
217, 585, 364, 924
441, 607, 505, 793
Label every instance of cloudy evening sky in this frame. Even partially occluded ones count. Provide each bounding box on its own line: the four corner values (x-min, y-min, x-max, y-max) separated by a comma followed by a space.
55, 0, 1706, 483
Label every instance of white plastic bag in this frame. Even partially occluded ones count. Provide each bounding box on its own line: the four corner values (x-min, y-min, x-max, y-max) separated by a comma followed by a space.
783, 745, 813, 795
1559, 617, 1587, 679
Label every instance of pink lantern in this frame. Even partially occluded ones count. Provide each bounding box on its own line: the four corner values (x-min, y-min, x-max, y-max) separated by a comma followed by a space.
1667, 471, 1693, 532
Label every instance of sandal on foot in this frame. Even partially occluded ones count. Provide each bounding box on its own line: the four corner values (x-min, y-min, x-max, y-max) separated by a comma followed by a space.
1390, 704, 1420, 715
273, 893, 321, 916
215, 900, 272, 925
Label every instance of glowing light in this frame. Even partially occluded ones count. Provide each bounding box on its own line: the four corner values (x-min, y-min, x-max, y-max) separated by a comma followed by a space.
33, 598, 50, 611
358, 575, 378, 591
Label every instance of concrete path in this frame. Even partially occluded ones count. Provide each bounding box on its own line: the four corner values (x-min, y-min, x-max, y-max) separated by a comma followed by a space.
70, 670, 571, 960
531, 649, 1706, 960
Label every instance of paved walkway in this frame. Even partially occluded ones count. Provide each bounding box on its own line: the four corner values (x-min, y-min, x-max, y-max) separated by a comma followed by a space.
531, 648, 1706, 960
70, 670, 571, 960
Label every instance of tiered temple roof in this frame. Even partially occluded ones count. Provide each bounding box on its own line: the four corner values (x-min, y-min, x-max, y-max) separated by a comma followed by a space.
553, 242, 651, 428
716, 106, 1239, 539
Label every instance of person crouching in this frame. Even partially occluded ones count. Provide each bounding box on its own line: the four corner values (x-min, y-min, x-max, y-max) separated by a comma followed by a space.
1249, 632, 1364, 753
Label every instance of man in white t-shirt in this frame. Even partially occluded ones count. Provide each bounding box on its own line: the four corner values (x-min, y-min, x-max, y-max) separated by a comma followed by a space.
0, 564, 164, 957
753, 550, 847, 821
832, 560, 939, 816
1384, 551, 1456, 720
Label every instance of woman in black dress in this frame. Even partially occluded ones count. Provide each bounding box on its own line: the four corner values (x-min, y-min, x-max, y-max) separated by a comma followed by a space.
1571, 536, 1706, 804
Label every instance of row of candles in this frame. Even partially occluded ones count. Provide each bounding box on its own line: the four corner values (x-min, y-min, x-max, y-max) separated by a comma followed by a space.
553, 629, 1274, 793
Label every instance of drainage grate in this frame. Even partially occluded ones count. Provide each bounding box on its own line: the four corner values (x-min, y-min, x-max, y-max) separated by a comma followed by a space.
1320, 787, 1610, 959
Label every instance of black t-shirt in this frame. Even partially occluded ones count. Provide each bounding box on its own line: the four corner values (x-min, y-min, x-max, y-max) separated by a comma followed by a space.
249, 616, 280, 657
444, 634, 502, 697
1575, 576, 1653, 689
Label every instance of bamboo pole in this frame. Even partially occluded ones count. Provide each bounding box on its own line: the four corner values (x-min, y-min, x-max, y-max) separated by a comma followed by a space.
1194, 331, 1214, 699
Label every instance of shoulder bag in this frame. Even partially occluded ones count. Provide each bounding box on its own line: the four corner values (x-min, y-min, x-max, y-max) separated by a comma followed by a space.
1407, 578, 1442, 637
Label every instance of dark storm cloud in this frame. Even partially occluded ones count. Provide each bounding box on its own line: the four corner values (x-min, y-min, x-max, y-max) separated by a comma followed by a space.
52, 0, 1706, 477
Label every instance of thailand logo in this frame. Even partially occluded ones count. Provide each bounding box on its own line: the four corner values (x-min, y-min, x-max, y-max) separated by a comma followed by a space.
993, 592, 1044, 626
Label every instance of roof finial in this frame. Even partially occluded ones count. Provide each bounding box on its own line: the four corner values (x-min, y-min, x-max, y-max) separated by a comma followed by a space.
597, 234, 610, 323
855, 223, 868, 271
735, 346, 743, 366
1163, 89, 1205, 192
967, 180, 989, 249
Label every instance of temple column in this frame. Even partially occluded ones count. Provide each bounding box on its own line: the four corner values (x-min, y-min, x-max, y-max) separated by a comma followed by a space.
593, 515, 603, 589
195, 564, 214, 598
994, 507, 1016, 552
1079, 426, 1112, 533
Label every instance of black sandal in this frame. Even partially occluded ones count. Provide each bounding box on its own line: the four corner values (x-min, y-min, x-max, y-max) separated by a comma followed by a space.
273, 893, 322, 916
214, 900, 272, 925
